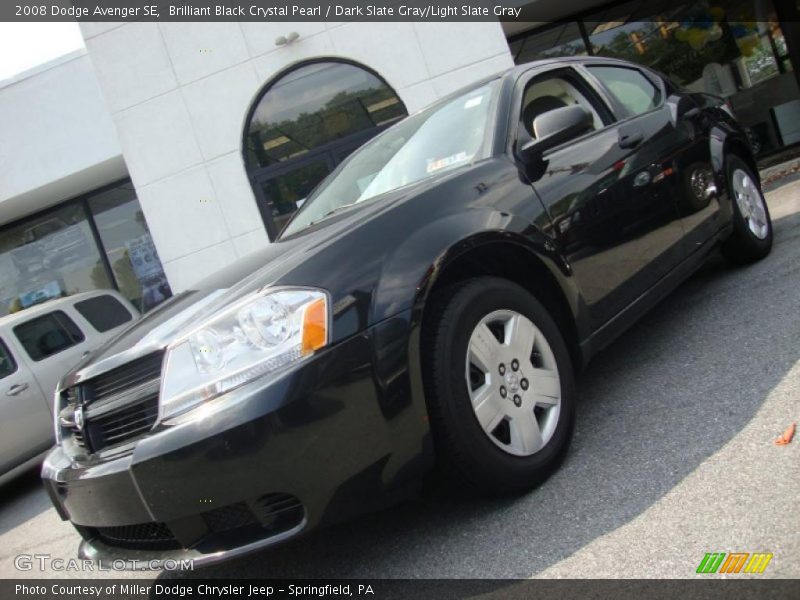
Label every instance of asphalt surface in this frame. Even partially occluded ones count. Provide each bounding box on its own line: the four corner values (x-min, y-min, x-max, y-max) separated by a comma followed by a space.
1, 181, 798, 580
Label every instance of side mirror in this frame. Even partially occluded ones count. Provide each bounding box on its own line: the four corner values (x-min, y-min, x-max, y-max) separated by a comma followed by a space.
667, 94, 701, 122
519, 105, 594, 163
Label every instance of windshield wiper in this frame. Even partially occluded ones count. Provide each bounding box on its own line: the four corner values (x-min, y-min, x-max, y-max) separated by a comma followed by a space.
308, 201, 362, 226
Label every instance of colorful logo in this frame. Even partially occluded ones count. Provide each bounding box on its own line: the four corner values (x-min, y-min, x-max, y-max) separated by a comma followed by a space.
697, 552, 773, 574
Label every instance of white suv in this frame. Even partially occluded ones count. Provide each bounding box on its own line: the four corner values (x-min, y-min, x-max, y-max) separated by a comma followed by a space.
0, 290, 139, 484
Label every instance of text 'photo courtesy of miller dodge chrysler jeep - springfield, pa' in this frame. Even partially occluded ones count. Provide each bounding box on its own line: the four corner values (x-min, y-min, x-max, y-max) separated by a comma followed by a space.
41, 57, 772, 567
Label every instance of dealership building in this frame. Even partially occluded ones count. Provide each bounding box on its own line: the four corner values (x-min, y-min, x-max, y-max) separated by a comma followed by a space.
1, 0, 799, 315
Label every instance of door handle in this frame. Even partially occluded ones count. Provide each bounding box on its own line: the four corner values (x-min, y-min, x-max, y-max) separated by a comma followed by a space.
7, 383, 29, 396
619, 131, 644, 149
81, 351, 90, 358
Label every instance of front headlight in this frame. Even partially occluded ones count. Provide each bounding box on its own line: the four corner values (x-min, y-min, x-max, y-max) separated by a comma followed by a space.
159, 287, 329, 420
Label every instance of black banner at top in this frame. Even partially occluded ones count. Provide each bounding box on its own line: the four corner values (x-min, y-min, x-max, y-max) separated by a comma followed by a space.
3, 0, 547, 22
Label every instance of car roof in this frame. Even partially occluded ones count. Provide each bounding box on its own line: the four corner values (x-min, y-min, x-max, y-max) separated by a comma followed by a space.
0, 290, 124, 328
437, 56, 646, 106
505, 56, 648, 80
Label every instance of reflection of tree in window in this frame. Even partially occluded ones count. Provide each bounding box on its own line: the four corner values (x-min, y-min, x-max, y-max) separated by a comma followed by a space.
246, 64, 406, 169
248, 87, 404, 165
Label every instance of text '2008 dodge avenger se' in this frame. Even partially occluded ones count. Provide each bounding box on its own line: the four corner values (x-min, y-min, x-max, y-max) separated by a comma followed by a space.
43, 57, 772, 567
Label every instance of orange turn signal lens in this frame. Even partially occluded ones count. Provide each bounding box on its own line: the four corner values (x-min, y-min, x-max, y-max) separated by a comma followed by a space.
301, 297, 328, 355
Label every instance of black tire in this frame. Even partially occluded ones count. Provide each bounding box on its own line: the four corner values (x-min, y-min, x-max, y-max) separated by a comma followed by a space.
423, 277, 576, 495
678, 163, 714, 215
721, 155, 772, 264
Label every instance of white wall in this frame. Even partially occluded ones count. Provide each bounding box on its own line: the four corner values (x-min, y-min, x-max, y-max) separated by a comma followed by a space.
0, 50, 126, 223
79, 21, 513, 292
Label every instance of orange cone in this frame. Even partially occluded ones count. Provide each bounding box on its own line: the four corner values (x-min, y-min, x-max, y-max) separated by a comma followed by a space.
774, 423, 796, 446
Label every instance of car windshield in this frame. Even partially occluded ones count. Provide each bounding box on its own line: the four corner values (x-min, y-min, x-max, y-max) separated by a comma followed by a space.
281, 80, 500, 237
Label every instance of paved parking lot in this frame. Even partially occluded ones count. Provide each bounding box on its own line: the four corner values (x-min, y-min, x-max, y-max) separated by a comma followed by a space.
1, 181, 798, 580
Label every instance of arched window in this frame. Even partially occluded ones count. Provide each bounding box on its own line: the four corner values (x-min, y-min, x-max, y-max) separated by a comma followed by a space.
244, 60, 408, 239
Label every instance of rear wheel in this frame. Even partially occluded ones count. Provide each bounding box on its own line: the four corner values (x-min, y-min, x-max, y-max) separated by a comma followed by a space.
721, 155, 772, 264
424, 277, 576, 495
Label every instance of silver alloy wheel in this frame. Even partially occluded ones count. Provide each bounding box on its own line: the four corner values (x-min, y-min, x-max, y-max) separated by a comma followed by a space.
732, 168, 769, 240
690, 167, 715, 202
465, 309, 561, 457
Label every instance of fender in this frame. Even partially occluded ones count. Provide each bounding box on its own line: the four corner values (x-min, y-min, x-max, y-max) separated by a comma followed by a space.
710, 123, 757, 225
366, 208, 586, 466
371, 208, 582, 332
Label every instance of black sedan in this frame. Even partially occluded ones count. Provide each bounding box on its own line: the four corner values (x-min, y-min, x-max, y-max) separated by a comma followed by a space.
42, 57, 772, 567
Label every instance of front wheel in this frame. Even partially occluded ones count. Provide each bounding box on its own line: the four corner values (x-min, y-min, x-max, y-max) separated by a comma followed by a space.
721, 155, 772, 264
424, 277, 576, 495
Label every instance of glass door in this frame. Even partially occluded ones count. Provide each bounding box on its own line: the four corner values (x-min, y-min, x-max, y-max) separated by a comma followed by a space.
254, 153, 335, 239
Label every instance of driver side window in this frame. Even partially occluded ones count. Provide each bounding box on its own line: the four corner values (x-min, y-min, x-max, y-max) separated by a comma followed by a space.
521, 72, 607, 139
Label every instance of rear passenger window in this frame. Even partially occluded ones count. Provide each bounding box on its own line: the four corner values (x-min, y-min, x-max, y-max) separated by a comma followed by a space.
13, 311, 85, 361
588, 66, 662, 116
0, 339, 17, 379
74, 295, 132, 333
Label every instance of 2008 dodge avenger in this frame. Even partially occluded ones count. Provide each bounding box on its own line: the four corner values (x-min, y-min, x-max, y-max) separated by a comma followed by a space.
42, 57, 772, 566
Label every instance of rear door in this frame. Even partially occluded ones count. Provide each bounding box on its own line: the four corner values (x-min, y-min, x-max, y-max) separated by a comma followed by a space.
0, 336, 51, 474
582, 64, 720, 256
515, 64, 686, 330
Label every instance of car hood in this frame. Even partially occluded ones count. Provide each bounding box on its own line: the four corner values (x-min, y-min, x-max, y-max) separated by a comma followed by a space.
63, 180, 433, 386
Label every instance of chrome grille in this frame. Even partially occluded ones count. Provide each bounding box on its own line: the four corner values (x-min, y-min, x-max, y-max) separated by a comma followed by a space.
63, 387, 87, 450
86, 352, 164, 401
85, 394, 160, 449
62, 351, 164, 455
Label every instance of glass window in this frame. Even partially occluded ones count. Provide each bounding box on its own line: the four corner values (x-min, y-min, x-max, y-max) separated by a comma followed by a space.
283, 82, 499, 236
245, 62, 407, 169
0, 203, 111, 318
576, 0, 800, 155
73, 295, 133, 333
509, 23, 588, 64
741, 31, 779, 84
507, 1, 800, 158
588, 66, 662, 115
521, 74, 606, 137
87, 182, 172, 313
245, 61, 409, 239
258, 159, 332, 235
585, 2, 742, 88
0, 339, 17, 379
13, 311, 85, 361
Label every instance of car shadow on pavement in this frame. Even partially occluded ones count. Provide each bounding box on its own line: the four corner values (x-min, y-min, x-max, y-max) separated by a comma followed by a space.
158, 209, 800, 579
0, 469, 52, 536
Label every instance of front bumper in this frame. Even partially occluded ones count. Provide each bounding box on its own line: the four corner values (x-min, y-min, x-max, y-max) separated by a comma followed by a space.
42, 313, 432, 567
